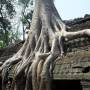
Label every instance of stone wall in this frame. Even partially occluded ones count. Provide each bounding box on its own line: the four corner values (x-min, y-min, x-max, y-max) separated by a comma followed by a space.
52, 15, 90, 90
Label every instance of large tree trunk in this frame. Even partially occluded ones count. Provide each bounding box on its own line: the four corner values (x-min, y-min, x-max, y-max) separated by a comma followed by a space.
0, 0, 90, 90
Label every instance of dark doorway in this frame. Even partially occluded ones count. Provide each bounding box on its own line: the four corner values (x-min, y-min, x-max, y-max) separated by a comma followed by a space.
0, 77, 2, 90
52, 80, 82, 90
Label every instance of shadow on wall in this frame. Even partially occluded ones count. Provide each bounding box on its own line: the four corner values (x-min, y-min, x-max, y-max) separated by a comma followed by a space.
52, 80, 82, 90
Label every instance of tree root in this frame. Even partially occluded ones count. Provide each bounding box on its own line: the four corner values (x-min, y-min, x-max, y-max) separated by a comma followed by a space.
1, 0, 90, 90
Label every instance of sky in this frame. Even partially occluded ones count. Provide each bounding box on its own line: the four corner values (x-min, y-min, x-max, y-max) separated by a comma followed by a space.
55, 0, 90, 20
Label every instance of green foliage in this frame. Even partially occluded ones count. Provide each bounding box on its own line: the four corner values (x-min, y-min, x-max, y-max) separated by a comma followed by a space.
18, 0, 33, 39
18, 0, 33, 6
0, 18, 12, 47
0, 0, 16, 48
18, 0, 30, 6
0, 41, 4, 48
5, 1, 16, 18
0, 0, 34, 48
0, 0, 16, 18
18, 0, 33, 26
21, 10, 33, 28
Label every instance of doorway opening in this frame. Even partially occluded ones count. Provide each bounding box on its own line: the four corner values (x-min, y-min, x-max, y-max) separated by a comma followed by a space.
0, 77, 2, 90
52, 80, 82, 90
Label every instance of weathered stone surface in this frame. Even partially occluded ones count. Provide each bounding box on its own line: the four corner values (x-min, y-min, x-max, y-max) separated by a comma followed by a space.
0, 41, 24, 62
53, 44, 90, 80
52, 15, 90, 81
81, 80, 90, 90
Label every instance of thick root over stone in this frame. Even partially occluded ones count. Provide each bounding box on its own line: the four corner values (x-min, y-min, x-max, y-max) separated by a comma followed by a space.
1, 0, 90, 90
